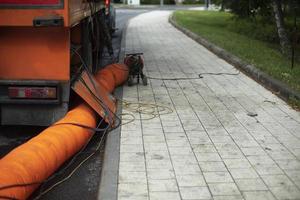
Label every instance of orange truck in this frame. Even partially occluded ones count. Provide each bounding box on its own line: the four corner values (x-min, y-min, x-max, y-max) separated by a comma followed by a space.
0, 0, 115, 125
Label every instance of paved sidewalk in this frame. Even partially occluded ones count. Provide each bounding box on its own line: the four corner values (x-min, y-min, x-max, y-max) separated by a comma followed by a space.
118, 11, 300, 200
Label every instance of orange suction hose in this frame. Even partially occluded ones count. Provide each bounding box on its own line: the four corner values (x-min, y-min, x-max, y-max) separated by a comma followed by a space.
0, 63, 129, 200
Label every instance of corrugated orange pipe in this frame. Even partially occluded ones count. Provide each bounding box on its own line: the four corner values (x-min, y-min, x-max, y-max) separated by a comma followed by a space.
0, 63, 129, 200
0, 103, 97, 200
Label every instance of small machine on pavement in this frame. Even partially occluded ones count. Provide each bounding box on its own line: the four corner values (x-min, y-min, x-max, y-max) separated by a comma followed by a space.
124, 53, 148, 86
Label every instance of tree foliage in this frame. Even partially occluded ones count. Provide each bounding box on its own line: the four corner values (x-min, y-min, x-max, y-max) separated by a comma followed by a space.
212, 0, 299, 19
212, 0, 300, 57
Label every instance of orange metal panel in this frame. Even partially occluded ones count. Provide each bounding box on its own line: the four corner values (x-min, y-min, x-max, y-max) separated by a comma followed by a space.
0, 0, 69, 27
0, 0, 103, 27
0, 27, 70, 81
72, 70, 116, 125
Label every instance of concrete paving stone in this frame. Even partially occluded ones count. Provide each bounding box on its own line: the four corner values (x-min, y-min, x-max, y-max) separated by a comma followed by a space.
218, 149, 245, 159
121, 130, 143, 138
234, 140, 260, 148
208, 182, 241, 196
203, 171, 233, 183
119, 171, 147, 184
214, 143, 240, 151
146, 159, 173, 170
120, 152, 145, 162
192, 144, 217, 153
260, 143, 290, 152
173, 164, 202, 176
213, 195, 244, 200
199, 161, 228, 172
118, 183, 148, 198
164, 133, 187, 140
142, 122, 163, 130
253, 165, 284, 175
256, 136, 280, 145
229, 168, 259, 179
246, 156, 276, 167
205, 128, 229, 136
121, 136, 143, 145
186, 131, 210, 138
118, 195, 149, 200
285, 170, 300, 188
120, 144, 144, 153
145, 151, 170, 161
223, 159, 252, 169
240, 147, 267, 156
144, 142, 168, 152
195, 152, 222, 162
210, 136, 234, 144
142, 128, 165, 136
179, 186, 212, 199
143, 135, 166, 144
147, 169, 176, 180
122, 124, 142, 132
275, 159, 300, 170
169, 146, 194, 156
242, 191, 276, 200
235, 178, 268, 191
261, 174, 295, 188
163, 126, 185, 133
149, 191, 181, 200
161, 121, 182, 127
166, 138, 190, 147
182, 122, 205, 132
177, 174, 207, 187
119, 161, 146, 172
269, 185, 300, 200
171, 155, 199, 166
148, 179, 178, 192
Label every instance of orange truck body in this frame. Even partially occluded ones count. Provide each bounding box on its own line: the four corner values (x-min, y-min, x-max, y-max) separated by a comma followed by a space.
0, 0, 106, 126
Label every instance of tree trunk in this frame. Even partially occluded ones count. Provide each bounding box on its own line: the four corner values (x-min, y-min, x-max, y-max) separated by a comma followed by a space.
272, 0, 292, 57
220, 0, 225, 11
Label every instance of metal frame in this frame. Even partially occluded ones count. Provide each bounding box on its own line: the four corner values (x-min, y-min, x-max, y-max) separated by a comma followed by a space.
0, 0, 64, 9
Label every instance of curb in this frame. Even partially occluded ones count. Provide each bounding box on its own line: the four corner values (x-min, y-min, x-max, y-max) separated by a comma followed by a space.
169, 14, 300, 103
97, 19, 130, 200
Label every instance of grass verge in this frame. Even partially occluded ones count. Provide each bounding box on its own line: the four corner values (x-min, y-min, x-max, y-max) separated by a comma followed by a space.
173, 11, 300, 108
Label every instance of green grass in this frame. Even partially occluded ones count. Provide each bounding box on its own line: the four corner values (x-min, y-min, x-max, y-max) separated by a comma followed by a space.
173, 11, 300, 100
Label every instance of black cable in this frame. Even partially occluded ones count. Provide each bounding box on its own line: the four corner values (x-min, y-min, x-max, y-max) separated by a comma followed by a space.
147, 72, 240, 81
198, 72, 240, 78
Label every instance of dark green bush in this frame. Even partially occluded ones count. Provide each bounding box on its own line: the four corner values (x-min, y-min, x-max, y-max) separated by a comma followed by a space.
226, 17, 278, 43
182, 0, 204, 5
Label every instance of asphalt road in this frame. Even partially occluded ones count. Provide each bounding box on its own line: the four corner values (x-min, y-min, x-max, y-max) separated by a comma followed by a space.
0, 9, 146, 200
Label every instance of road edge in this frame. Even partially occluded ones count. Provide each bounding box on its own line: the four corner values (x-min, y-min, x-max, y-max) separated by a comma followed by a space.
97, 19, 129, 200
169, 13, 300, 104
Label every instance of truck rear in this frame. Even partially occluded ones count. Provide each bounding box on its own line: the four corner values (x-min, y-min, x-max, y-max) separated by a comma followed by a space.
0, 0, 115, 126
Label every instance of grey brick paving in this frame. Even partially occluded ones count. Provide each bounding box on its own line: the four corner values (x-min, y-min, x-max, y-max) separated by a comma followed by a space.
118, 11, 300, 200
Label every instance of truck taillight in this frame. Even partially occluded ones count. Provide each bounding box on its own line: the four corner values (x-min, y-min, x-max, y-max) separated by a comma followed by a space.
105, 0, 110, 15
0, 0, 60, 5
8, 87, 57, 99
